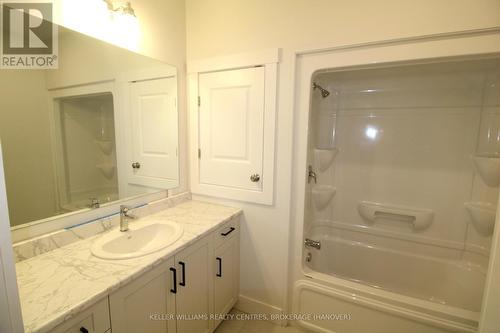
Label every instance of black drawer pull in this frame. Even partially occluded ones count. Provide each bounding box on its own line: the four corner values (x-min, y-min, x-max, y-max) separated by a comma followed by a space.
170, 267, 177, 294
216, 257, 222, 277
179, 261, 186, 287
80, 327, 89, 333
221, 227, 235, 236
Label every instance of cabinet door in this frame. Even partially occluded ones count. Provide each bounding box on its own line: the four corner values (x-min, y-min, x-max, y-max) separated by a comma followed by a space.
51, 297, 110, 333
214, 234, 239, 328
175, 237, 213, 333
109, 259, 176, 333
128, 77, 179, 189
198, 67, 265, 191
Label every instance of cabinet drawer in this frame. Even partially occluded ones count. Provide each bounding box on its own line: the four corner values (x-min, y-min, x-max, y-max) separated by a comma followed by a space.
51, 297, 110, 333
214, 217, 239, 248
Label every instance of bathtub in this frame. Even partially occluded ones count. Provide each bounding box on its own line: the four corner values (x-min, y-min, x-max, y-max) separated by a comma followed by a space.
293, 226, 486, 333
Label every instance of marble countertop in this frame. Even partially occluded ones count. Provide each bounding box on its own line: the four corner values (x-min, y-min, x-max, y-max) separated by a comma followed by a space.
15, 200, 242, 333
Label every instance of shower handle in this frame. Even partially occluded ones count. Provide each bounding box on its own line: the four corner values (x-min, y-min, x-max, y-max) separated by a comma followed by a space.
305, 238, 321, 250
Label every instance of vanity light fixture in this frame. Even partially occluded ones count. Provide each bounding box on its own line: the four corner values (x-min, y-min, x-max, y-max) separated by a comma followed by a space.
103, 0, 136, 17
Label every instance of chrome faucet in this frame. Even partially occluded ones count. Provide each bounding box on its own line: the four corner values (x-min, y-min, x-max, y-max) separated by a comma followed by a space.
120, 205, 137, 232
304, 238, 321, 250
308, 165, 317, 184
89, 197, 100, 209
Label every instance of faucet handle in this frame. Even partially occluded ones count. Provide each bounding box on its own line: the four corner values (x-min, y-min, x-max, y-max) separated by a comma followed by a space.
120, 205, 137, 219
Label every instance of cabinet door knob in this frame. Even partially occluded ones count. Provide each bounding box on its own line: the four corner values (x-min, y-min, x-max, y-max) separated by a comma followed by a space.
250, 174, 260, 182
132, 162, 141, 169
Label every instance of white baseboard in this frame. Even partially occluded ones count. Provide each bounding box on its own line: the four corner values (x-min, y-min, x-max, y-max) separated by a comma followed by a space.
235, 294, 285, 326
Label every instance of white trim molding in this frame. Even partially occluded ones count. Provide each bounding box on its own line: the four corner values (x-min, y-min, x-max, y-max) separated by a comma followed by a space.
187, 48, 280, 74
188, 49, 279, 205
235, 294, 284, 326
0, 142, 24, 332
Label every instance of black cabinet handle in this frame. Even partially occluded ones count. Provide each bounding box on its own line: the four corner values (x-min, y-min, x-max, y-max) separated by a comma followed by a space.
170, 267, 177, 294
179, 261, 186, 287
221, 227, 235, 236
80, 327, 89, 333
216, 257, 222, 277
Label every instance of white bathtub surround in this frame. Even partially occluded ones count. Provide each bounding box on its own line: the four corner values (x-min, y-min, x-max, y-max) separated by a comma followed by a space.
289, 34, 500, 333
311, 185, 336, 211
464, 202, 497, 236
12, 192, 191, 262
313, 148, 339, 172
358, 201, 434, 231
472, 156, 500, 187
16, 199, 241, 333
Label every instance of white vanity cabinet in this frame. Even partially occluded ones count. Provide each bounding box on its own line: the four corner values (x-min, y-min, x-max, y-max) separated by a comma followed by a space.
109, 259, 176, 333
174, 236, 212, 333
106, 217, 239, 333
51, 298, 111, 333
214, 220, 240, 328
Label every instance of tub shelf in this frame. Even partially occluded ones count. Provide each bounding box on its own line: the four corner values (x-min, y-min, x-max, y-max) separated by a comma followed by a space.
472, 156, 500, 187
464, 202, 496, 236
358, 201, 434, 231
312, 185, 336, 210
314, 148, 339, 171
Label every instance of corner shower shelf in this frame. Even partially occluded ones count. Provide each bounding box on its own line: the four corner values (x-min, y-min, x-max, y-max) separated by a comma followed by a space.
312, 185, 336, 210
358, 201, 434, 231
464, 202, 496, 236
314, 148, 339, 172
472, 156, 500, 187
96, 163, 116, 179
95, 140, 114, 155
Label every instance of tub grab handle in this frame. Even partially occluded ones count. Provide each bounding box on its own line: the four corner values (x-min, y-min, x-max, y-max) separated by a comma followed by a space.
358, 201, 433, 231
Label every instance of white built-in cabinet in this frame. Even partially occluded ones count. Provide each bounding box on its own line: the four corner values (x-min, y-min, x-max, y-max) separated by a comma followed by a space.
51, 298, 111, 333
109, 260, 175, 333
173, 236, 212, 333
189, 49, 278, 205
50, 217, 239, 333
198, 67, 265, 192
127, 77, 179, 189
213, 223, 239, 328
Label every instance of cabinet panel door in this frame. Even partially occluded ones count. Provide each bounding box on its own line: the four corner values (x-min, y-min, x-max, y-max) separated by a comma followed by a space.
175, 237, 212, 333
109, 260, 176, 333
214, 235, 239, 328
198, 67, 265, 191
128, 77, 179, 189
51, 297, 110, 333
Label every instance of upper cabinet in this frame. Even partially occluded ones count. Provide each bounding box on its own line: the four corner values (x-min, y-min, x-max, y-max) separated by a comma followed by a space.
127, 77, 179, 189
198, 67, 265, 192
189, 49, 279, 205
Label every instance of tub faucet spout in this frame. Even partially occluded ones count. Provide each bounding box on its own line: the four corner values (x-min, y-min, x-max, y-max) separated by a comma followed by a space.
305, 238, 321, 250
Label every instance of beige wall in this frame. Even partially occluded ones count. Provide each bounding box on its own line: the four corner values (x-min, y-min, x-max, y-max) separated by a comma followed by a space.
186, 0, 500, 59
185, 0, 500, 312
0, 72, 57, 226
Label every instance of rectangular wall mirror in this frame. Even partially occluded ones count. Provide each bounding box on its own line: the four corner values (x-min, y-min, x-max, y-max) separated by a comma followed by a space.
0, 25, 179, 231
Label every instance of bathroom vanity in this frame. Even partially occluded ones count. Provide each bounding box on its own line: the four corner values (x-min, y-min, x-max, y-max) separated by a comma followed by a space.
15, 198, 241, 333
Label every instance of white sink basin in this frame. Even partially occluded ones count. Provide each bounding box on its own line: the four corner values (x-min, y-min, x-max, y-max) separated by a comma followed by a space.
91, 219, 183, 260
